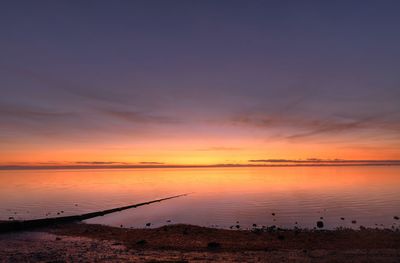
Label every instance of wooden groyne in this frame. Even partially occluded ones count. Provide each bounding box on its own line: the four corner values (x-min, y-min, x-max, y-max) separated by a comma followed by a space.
0, 193, 189, 233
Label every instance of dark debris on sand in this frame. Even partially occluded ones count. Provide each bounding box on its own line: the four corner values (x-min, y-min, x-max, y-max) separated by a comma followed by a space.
44, 223, 400, 252
2, 223, 400, 262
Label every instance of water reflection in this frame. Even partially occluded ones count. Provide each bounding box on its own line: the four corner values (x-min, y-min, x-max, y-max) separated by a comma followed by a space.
1, 166, 399, 229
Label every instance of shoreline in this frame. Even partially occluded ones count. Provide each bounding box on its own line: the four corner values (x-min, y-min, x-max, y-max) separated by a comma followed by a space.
1, 222, 400, 262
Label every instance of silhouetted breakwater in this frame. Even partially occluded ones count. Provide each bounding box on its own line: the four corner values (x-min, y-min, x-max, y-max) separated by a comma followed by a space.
0, 193, 189, 233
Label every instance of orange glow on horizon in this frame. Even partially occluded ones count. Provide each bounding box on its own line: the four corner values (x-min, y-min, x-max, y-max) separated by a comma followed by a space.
1, 136, 400, 167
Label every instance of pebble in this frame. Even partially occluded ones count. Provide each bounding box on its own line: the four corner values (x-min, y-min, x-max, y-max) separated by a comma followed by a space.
207, 242, 221, 250
136, 239, 147, 245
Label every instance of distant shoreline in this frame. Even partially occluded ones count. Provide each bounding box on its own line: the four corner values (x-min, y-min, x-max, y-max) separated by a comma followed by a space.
1, 162, 400, 171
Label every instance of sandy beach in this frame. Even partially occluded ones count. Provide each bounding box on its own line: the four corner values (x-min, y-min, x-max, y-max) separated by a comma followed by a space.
1, 223, 400, 262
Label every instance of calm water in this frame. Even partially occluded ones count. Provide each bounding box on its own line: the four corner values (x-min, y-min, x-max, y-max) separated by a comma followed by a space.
1, 166, 399, 230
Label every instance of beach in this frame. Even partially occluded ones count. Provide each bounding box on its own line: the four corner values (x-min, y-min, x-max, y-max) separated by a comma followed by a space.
1, 222, 400, 262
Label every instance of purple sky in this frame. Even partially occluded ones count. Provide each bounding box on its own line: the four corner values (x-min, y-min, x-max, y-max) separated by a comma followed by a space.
1, 1, 400, 165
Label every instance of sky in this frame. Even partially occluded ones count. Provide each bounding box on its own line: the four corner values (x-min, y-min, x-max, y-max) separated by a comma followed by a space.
1, 0, 400, 166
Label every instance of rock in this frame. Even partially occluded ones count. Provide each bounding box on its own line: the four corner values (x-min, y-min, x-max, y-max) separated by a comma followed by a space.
55, 237, 61, 241
136, 239, 147, 245
340, 217, 345, 220
352, 220, 357, 224
252, 228, 263, 234
271, 213, 275, 216
145, 222, 151, 227
320, 217, 323, 220
394, 216, 399, 220
252, 223, 257, 227
207, 242, 221, 250
166, 220, 171, 223
235, 225, 240, 229
317, 221, 324, 228
8, 217, 14, 220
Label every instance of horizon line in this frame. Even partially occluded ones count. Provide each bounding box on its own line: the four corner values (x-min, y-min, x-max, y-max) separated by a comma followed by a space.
1, 160, 400, 171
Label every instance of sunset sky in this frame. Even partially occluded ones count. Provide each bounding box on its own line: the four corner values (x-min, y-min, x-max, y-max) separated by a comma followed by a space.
1, 1, 400, 166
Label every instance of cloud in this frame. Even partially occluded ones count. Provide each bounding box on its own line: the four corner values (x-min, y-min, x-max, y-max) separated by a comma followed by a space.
75, 161, 129, 165
285, 116, 377, 139
248, 159, 400, 164
0, 102, 91, 141
195, 147, 242, 151
0, 103, 84, 140
229, 111, 400, 141
102, 109, 180, 124
139, 162, 164, 165
0, 64, 154, 111
0, 104, 75, 120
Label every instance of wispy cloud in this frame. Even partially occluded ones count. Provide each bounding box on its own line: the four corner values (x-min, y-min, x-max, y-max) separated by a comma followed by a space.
195, 147, 242, 151
229, 111, 400, 141
74, 161, 129, 165
102, 109, 180, 124
285, 116, 378, 139
0, 103, 75, 120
